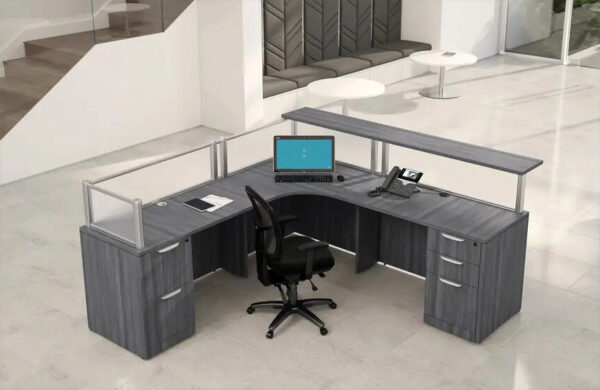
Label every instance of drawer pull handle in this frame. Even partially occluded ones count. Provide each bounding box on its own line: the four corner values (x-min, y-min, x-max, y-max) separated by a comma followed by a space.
440, 255, 464, 266
441, 233, 465, 242
158, 242, 180, 253
161, 288, 182, 300
439, 277, 462, 288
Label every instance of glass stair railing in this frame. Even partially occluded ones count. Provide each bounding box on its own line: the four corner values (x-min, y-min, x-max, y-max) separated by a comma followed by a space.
0, 0, 193, 140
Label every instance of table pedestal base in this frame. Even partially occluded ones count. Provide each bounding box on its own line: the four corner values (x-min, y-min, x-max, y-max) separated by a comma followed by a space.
419, 86, 460, 99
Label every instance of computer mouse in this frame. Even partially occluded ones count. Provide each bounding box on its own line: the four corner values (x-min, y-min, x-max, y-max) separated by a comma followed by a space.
337, 175, 345, 182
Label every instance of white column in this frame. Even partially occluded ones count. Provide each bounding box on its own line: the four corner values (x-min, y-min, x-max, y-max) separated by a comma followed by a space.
197, 0, 263, 133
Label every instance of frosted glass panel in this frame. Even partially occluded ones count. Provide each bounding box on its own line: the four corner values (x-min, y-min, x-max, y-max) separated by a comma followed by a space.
98, 147, 212, 204
227, 121, 293, 174
90, 189, 135, 244
389, 145, 518, 208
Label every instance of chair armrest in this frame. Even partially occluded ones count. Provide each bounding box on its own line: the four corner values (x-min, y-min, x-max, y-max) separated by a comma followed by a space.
298, 241, 329, 276
277, 214, 298, 234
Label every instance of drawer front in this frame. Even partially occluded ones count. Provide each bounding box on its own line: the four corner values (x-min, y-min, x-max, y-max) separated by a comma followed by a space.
142, 239, 193, 302
426, 250, 480, 287
424, 272, 478, 331
427, 229, 481, 265
146, 282, 195, 347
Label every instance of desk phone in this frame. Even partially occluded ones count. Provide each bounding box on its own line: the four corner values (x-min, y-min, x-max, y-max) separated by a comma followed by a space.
369, 166, 423, 198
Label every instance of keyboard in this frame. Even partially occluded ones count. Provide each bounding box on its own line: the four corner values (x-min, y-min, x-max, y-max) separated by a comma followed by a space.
275, 175, 333, 183
387, 180, 417, 198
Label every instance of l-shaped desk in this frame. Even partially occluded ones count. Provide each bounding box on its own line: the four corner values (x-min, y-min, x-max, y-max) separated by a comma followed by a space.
80, 108, 542, 359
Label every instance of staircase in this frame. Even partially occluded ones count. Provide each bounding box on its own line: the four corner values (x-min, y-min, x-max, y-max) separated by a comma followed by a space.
0, 0, 193, 140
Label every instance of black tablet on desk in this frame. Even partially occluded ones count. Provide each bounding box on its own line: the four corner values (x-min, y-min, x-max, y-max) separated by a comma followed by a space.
184, 198, 214, 212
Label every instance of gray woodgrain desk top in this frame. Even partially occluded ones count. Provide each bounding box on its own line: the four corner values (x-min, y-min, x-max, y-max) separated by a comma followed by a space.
282, 107, 543, 175
82, 162, 528, 255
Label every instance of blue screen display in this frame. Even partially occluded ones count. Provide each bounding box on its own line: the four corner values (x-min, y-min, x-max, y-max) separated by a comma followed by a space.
275, 138, 333, 171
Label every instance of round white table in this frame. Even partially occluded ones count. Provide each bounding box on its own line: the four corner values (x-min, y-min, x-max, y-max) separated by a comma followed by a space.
105, 3, 151, 37
307, 78, 385, 115
410, 51, 477, 99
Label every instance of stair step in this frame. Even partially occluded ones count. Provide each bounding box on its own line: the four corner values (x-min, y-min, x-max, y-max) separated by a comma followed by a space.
3, 57, 69, 81
0, 74, 58, 101
24, 31, 94, 67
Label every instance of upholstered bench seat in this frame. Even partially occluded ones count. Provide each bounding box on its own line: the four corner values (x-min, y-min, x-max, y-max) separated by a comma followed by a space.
377, 40, 432, 57
349, 48, 404, 66
310, 57, 371, 76
263, 76, 298, 98
269, 66, 336, 88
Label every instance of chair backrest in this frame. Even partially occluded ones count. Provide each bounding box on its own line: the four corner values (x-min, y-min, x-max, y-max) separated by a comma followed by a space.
245, 186, 283, 285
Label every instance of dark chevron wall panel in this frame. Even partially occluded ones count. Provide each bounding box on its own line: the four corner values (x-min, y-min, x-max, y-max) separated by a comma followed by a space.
340, 0, 372, 55
304, 0, 339, 64
264, 0, 304, 75
373, 0, 402, 45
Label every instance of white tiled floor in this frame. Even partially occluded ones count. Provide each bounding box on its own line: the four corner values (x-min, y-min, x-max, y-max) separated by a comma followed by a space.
0, 55, 599, 389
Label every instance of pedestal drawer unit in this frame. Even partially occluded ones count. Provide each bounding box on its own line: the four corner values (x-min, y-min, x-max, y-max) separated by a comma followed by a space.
80, 231, 196, 359
423, 216, 529, 343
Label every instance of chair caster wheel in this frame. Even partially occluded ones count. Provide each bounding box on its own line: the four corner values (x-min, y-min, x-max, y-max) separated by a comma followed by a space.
247, 307, 255, 314
329, 302, 337, 309
266, 331, 274, 339
320, 327, 328, 336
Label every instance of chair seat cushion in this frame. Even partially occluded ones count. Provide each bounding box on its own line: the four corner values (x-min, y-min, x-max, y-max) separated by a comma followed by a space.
263, 76, 297, 98
350, 48, 404, 66
310, 57, 371, 76
269, 236, 335, 276
377, 40, 432, 57
269, 66, 336, 87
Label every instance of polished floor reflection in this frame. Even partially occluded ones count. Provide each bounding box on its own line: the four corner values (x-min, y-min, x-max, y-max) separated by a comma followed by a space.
0, 55, 599, 389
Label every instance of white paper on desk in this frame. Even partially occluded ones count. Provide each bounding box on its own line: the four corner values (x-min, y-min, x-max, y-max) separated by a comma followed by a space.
202, 194, 233, 212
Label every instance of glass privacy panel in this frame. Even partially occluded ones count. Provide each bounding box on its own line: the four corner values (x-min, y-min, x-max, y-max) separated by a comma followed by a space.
90, 188, 135, 244
388, 145, 518, 209
97, 147, 212, 204
227, 121, 293, 174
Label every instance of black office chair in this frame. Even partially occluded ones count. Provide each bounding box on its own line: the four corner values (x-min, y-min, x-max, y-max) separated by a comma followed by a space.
245, 186, 337, 338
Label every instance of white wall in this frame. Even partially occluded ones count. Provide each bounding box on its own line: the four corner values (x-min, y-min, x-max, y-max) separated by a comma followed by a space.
505, 0, 552, 50
0, 1, 201, 185
197, 0, 263, 133
402, 0, 503, 60
402, 0, 443, 50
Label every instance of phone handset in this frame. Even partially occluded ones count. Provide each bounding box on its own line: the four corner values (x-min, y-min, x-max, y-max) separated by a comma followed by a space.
368, 166, 400, 197
381, 166, 400, 190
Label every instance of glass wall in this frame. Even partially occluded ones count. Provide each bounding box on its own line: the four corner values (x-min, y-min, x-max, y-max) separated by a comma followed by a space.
505, 0, 600, 62
568, 1, 600, 55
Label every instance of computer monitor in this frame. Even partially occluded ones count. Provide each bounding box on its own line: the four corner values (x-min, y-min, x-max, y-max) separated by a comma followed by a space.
273, 136, 334, 172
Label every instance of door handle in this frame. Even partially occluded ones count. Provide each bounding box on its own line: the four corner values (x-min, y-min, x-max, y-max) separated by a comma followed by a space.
161, 288, 182, 300
439, 277, 462, 288
441, 233, 465, 242
158, 242, 180, 254
440, 255, 464, 266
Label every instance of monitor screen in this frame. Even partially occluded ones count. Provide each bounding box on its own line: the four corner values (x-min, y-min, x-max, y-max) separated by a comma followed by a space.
274, 136, 334, 172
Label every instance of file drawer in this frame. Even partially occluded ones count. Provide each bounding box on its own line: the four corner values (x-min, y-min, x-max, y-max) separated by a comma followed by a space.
426, 250, 480, 287
142, 238, 193, 302
427, 229, 481, 265
146, 282, 195, 347
424, 272, 478, 331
